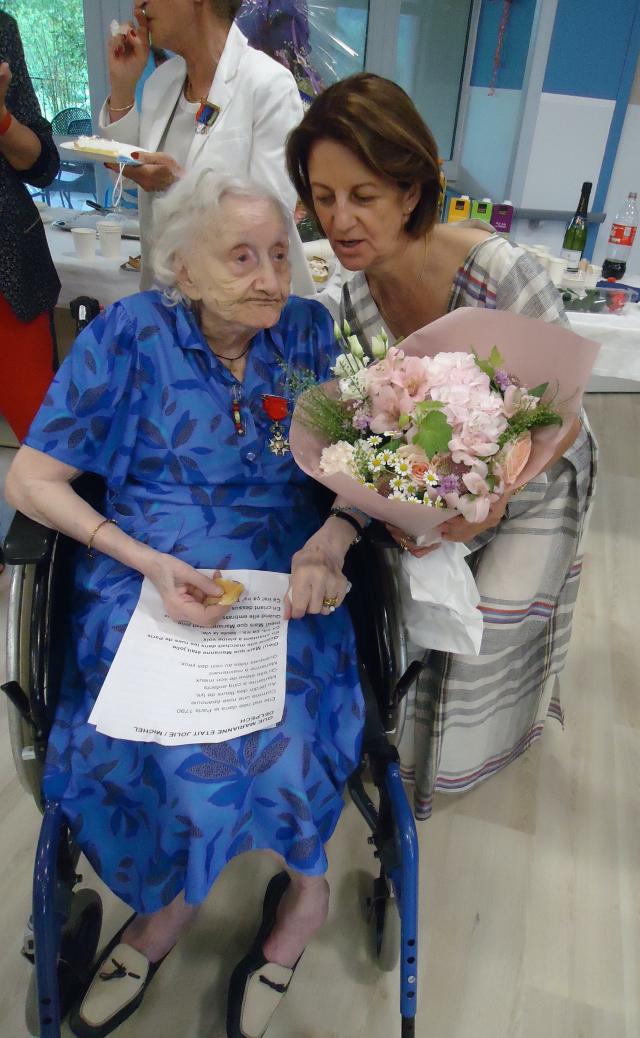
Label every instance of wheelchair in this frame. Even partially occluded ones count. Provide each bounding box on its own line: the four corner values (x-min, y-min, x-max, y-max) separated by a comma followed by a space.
2, 478, 421, 1038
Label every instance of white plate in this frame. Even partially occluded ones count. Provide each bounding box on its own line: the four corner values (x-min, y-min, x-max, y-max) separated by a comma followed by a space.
60, 140, 142, 165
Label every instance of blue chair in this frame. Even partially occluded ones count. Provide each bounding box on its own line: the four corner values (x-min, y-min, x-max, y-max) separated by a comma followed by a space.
2, 360, 420, 1037
50, 112, 98, 208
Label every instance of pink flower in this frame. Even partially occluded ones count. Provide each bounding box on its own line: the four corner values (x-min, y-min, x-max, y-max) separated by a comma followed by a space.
426, 352, 491, 391
411, 462, 432, 486
497, 431, 531, 485
503, 385, 539, 418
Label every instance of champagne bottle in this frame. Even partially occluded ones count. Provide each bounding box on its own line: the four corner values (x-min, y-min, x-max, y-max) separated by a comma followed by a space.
561, 181, 592, 273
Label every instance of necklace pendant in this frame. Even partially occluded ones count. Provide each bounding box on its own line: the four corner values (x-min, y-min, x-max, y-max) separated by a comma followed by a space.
231, 394, 245, 436
268, 421, 290, 456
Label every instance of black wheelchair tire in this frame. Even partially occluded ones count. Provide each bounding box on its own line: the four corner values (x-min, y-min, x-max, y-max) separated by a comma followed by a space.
375, 895, 401, 973
25, 887, 103, 1035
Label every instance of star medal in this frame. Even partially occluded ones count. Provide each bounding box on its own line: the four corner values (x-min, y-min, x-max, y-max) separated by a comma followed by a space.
262, 395, 290, 455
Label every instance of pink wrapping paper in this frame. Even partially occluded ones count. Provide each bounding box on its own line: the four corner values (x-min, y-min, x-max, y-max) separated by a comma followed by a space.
290, 308, 600, 540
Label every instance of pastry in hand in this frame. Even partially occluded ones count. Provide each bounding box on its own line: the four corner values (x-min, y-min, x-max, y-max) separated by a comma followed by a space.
206, 578, 244, 606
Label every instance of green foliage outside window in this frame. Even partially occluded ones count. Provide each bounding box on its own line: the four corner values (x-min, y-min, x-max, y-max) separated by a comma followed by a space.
3, 0, 89, 120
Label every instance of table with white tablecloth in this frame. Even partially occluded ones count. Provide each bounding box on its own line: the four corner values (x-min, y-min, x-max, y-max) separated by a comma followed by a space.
44, 216, 139, 309
42, 219, 640, 389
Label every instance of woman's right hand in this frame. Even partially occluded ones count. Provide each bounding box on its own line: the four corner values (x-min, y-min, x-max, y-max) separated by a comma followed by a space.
385, 524, 441, 558
146, 553, 232, 627
107, 17, 150, 104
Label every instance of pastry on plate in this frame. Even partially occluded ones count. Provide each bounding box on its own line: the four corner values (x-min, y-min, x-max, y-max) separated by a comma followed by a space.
309, 256, 330, 284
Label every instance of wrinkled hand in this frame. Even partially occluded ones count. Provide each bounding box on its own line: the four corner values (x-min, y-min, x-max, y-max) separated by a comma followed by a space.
107, 16, 150, 97
147, 553, 231, 627
0, 62, 12, 112
286, 528, 351, 620
438, 491, 512, 544
105, 150, 184, 192
385, 524, 441, 558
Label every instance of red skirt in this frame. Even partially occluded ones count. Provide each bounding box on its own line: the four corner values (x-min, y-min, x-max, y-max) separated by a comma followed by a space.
0, 293, 56, 442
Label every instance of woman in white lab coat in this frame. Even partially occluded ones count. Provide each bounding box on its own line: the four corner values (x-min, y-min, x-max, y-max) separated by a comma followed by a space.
100, 0, 313, 294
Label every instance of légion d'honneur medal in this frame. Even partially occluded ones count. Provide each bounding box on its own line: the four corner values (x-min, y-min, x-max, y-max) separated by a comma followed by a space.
262, 395, 290, 455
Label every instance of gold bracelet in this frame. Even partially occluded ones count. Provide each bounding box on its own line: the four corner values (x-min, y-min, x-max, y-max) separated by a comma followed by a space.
87, 518, 117, 556
511, 484, 527, 497
107, 96, 135, 112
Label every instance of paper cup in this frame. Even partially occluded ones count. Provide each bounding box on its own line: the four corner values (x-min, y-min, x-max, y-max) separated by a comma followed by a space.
548, 256, 566, 288
97, 221, 122, 259
71, 227, 96, 259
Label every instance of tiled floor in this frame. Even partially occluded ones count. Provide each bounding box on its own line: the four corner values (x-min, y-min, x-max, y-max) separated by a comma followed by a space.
0, 395, 638, 1038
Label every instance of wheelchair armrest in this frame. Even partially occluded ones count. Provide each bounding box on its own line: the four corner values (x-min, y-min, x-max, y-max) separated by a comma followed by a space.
2, 472, 105, 565
3, 512, 57, 566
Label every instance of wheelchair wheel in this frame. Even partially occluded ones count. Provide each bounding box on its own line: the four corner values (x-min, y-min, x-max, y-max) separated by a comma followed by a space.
373, 883, 401, 973
358, 870, 401, 973
25, 887, 103, 1035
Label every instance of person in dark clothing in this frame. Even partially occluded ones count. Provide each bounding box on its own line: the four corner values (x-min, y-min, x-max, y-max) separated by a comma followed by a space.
0, 11, 60, 441
0, 11, 61, 572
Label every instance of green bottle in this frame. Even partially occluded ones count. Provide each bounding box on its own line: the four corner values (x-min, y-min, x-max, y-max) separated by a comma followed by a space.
561, 181, 592, 273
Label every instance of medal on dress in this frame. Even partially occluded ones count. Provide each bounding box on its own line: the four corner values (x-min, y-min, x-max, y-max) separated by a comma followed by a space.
231, 386, 245, 436
195, 100, 221, 135
262, 395, 290, 455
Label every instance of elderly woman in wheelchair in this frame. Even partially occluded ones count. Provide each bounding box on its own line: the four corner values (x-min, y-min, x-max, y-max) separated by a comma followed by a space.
4, 170, 383, 1038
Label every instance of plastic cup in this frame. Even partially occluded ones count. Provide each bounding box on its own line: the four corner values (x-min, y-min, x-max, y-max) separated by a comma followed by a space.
97, 221, 122, 259
585, 263, 602, 289
71, 227, 96, 259
547, 256, 566, 288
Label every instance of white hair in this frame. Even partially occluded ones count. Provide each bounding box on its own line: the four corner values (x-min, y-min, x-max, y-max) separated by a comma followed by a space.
150, 169, 292, 305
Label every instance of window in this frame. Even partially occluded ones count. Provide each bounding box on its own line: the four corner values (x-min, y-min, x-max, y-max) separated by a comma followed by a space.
4, 0, 97, 207
3, 0, 90, 121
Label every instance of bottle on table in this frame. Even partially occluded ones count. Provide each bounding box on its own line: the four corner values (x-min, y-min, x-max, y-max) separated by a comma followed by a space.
561, 181, 592, 273
471, 197, 493, 222
490, 199, 514, 236
601, 191, 638, 280
447, 194, 470, 222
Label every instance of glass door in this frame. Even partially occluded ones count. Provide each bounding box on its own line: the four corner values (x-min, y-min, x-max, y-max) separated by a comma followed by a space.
3, 0, 96, 207
393, 0, 474, 159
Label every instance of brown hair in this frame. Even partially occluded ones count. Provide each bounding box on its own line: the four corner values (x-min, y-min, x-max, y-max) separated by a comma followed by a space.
286, 73, 441, 238
209, 0, 243, 21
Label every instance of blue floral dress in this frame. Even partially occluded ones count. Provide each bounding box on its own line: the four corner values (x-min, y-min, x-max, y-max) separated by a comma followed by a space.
25, 291, 364, 914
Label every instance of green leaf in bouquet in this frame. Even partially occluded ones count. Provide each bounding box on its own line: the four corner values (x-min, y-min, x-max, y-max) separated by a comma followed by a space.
473, 345, 504, 380
528, 382, 549, 398
398, 413, 411, 429
412, 410, 452, 458
413, 399, 445, 420
297, 386, 359, 444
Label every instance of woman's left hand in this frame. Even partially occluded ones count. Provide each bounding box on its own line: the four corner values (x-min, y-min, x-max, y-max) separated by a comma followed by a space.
438, 491, 512, 544
0, 62, 12, 112
286, 527, 351, 620
105, 150, 184, 192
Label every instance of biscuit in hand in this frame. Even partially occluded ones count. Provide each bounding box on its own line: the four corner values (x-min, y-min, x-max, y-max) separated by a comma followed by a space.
206, 578, 244, 607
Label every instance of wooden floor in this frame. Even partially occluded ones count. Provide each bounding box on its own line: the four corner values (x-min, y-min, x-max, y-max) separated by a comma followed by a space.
0, 394, 638, 1038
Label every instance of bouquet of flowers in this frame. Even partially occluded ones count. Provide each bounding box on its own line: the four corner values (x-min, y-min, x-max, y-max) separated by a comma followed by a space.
290, 308, 600, 542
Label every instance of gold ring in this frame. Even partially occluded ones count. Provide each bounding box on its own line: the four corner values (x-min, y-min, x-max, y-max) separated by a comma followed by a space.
322, 596, 339, 608
399, 537, 409, 551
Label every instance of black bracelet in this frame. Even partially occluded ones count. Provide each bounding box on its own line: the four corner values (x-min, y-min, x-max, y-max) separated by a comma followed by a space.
329, 509, 363, 544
